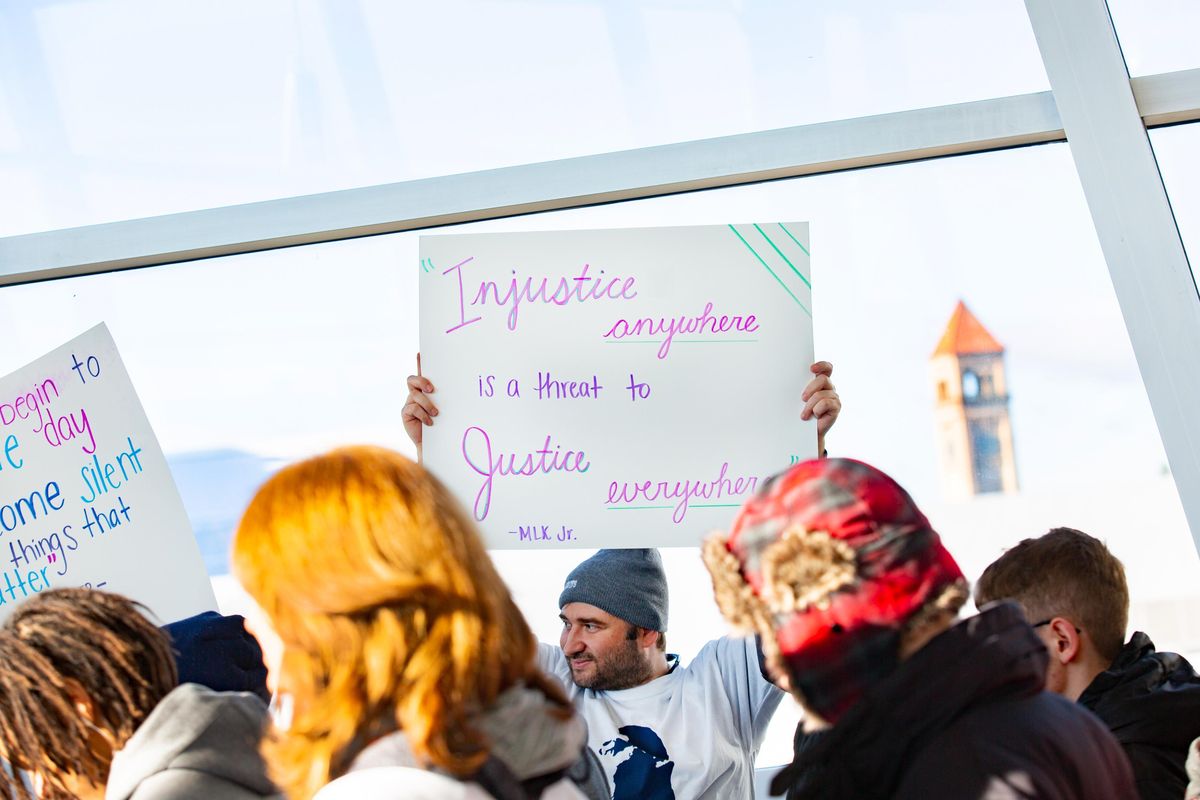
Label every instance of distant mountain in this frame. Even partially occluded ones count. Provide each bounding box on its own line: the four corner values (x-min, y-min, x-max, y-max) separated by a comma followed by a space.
166, 449, 281, 575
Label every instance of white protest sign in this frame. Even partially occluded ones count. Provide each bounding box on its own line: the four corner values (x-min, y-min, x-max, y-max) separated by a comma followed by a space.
0, 324, 216, 621
420, 223, 815, 548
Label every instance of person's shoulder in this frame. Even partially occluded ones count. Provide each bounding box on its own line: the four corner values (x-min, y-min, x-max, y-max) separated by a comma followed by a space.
684, 635, 761, 678
1088, 648, 1200, 742
1151, 648, 1200, 688
939, 692, 1132, 789
965, 687, 1114, 748
899, 694, 1133, 799
694, 635, 753, 663
314, 767, 490, 800
678, 636, 778, 707
537, 641, 572, 685
315, 768, 588, 800
125, 769, 281, 800
538, 640, 566, 665
540, 778, 591, 800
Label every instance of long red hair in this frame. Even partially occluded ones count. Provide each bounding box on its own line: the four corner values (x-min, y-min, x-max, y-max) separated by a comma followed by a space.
232, 446, 569, 799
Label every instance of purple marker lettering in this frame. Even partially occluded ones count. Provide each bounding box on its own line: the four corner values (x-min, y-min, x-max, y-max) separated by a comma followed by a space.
550, 275, 573, 305
466, 264, 638, 331
40, 407, 96, 454
587, 270, 607, 301
77, 408, 96, 455
606, 462, 759, 524
461, 426, 591, 521
603, 319, 631, 339
444, 257, 483, 334
571, 264, 593, 303
1, 379, 58, 436
601, 301, 760, 359
462, 425, 496, 520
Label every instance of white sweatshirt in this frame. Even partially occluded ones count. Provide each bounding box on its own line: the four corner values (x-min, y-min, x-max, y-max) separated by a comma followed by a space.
538, 636, 783, 800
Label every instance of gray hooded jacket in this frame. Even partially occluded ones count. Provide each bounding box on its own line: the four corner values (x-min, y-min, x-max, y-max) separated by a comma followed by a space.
106, 683, 280, 800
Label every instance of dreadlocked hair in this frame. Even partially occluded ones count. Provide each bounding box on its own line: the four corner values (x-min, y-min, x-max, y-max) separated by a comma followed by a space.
0, 588, 177, 800
233, 446, 573, 800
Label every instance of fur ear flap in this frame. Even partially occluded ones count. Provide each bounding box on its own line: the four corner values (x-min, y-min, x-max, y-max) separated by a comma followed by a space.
702, 534, 770, 635
701, 532, 812, 708
898, 580, 970, 658
760, 527, 858, 614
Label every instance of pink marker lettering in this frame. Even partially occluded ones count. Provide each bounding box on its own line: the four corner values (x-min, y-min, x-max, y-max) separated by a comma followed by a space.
461, 426, 590, 521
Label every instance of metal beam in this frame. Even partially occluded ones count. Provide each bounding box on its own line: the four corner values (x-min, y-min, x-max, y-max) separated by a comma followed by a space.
1025, 0, 1200, 550
0, 90, 1064, 286
2, 67, 1199, 287
1132, 68, 1200, 127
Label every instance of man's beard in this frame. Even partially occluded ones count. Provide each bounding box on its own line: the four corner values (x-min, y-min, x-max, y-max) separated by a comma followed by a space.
571, 637, 654, 690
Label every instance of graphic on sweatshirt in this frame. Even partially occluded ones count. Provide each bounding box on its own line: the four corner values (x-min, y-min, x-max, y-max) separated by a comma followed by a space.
599, 725, 676, 800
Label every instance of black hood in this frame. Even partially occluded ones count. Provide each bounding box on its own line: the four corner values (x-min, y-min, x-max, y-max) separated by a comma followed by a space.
1080, 632, 1200, 752
775, 602, 1047, 799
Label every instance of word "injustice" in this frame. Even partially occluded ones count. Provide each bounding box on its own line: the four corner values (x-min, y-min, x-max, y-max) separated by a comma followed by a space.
444, 258, 638, 334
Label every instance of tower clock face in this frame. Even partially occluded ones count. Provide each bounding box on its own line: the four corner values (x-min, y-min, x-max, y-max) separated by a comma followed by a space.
962, 370, 980, 400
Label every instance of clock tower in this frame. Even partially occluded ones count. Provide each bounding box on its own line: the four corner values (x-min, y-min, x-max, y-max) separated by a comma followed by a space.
931, 301, 1019, 500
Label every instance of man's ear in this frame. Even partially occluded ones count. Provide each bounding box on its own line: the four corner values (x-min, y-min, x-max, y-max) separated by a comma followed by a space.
1047, 617, 1082, 665
636, 627, 661, 650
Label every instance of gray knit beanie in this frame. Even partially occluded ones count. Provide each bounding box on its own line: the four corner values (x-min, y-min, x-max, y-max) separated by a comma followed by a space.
557, 548, 668, 632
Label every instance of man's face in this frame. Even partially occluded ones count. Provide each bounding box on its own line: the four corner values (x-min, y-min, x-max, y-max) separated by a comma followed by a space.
559, 602, 653, 690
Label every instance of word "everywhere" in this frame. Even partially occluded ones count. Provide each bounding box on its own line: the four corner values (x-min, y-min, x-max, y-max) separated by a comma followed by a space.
608, 461, 759, 523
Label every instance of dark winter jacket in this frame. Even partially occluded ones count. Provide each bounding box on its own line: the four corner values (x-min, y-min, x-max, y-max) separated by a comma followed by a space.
776, 603, 1136, 800
1079, 632, 1200, 800
162, 612, 270, 702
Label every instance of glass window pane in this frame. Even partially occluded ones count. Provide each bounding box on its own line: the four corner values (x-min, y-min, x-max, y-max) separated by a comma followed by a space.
1151, 123, 1200, 274
0, 236, 414, 576
0, 0, 1048, 235
1108, 0, 1200, 75
5, 142, 1194, 768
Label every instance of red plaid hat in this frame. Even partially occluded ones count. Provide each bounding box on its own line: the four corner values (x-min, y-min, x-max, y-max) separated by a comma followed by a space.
703, 458, 966, 724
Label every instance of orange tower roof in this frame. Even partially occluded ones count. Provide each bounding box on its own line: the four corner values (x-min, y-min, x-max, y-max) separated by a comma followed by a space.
933, 301, 1004, 357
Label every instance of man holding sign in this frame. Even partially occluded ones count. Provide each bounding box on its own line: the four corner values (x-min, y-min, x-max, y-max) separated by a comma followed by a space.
412, 222, 832, 797
404, 361, 840, 799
